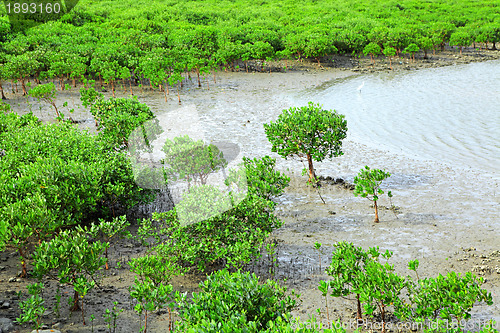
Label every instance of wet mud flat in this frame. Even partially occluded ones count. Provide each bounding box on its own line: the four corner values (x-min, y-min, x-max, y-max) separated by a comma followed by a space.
1, 54, 499, 332
0, 168, 498, 332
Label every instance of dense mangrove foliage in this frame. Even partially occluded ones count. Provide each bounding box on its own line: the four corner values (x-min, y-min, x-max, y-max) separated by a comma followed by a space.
0, 0, 499, 331
1, 0, 499, 98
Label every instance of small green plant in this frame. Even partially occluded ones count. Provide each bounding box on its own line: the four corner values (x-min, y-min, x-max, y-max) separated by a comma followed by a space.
32, 227, 108, 323
174, 184, 233, 227
28, 82, 61, 119
266, 239, 278, 279
90, 96, 159, 149
1, 192, 57, 277
325, 243, 406, 333
17, 282, 45, 332
137, 193, 282, 272
383, 46, 397, 69
353, 166, 392, 223
318, 280, 330, 322
129, 242, 186, 332
264, 102, 347, 183
175, 269, 299, 332
80, 79, 104, 110
403, 43, 420, 62
358, 248, 406, 333
103, 301, 124, 333
314, 242, 324, 270
225, 155, 290, 200
325, 241, 370, 322
130, 279, 174, 333
128, 244, 187, 287
363, 42, 381, 64
89, 215, 131, 269
406, 260, 493, 329
90, 314, 96, 333
162, 135, 227, 188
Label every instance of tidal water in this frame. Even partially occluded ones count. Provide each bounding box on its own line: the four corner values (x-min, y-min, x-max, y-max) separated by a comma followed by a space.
291, 60, 500, 179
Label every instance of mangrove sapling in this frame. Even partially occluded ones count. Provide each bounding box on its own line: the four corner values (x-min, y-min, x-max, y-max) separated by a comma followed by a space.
353, 166, 392, 223
0, 111, 154, 229
383, 47, 397, 69
89, 215, 131, 269
80, 80, 104, 111
158, 194, 282, 271
325, 241, 370, 322
103, 301, 124, 333
90, 97, 158, 149
135, 214, 170, 249
225, 155, 290, 201
130, 277, 174, 333
403, 43, 420, 62
168, 72, 183, 104
264, 102, 347, 184
162, 135, 227, 188
318, 280, 330, 322
363, 42, 381, 64
314, 242, 324, 270
129, 244, 187, 332
1, 193, 57, 277
28, 82, 61, 119
129, 279, 175, 333
358, 248, 406, 333
406, 260, 493, 329
265, 239, 278, 279
175, 270, 299, 332
128, 244, 187, 287
17, 282, 45, 332
174, 184, 233, 227
450, 29, 473, 56
32, 227, 108, 320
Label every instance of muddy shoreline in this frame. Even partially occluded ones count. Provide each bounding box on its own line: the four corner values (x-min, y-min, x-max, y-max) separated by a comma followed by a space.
1, 48, 499, 332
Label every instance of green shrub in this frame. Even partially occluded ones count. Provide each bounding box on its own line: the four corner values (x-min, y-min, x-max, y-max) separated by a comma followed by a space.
324, 243, 495, 333
358, 248, 406, 333
138, 194, 282, 271
175, 184, 234, 227
89, 215, 131, 270
175, 270, 299, 332
32, 226, 107, 321
90, 97, 159, 149
0, 112, 154, 216
0, 112, 154, 274
28, 82, 61, 119
363, 42, 381, 63
406, 260, 493, 327
324, 242, 405, 333
17, 283, 45, 331
326, 241, 370, 321
225, 155, 290, 201
162, 135, 227, 188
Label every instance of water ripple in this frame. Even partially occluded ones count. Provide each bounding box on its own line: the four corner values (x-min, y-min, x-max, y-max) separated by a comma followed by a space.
291, 60, 500, 178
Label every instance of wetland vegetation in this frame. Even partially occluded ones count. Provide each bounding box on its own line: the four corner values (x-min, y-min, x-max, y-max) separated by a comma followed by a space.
0, 0, 499, 332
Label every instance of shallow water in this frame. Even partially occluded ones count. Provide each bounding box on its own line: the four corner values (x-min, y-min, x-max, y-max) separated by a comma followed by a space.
290, 60, 500, 179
